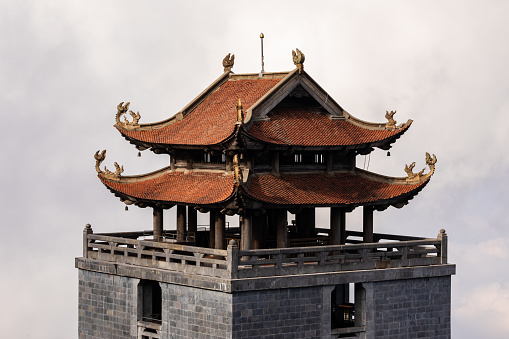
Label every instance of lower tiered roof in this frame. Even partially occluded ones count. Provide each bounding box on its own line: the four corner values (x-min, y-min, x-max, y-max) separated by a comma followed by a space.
98, 166, 432, 210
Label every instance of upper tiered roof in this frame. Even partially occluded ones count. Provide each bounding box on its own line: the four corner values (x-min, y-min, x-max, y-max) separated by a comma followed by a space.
115, 65, 411, 152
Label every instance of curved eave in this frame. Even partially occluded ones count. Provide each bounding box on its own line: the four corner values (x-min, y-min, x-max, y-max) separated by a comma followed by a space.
243, 168, 432, 209
243, 116, 412, 151
114, 74, 283, 149
116, 125, 239, 152
97, 167, 237, 208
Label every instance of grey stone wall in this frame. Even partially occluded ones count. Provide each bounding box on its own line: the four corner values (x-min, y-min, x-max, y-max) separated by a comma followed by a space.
161, 284, 233, 339
232, 286, 325, 339
365, 276, 451, 339
78, 269, 137, 339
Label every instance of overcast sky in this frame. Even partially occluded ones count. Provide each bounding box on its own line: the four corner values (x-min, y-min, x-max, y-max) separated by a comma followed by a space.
1, 1, 508, 338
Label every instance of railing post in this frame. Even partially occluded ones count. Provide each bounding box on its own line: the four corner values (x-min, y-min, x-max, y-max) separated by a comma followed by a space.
438, 229, 448, 264
83, 224, 93, 258
227, 240, 239, 279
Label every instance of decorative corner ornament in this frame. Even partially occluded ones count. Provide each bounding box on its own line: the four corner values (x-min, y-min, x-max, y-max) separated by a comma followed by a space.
115, 102, 141, 130
385, 110, 397, 129
94, 150, 124, 181
405, 152, 437, 181
292, 48, 305, 73
223, 53, 235, 72
236, 99, 243, 124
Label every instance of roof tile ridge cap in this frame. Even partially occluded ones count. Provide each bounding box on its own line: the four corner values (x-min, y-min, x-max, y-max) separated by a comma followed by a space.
125, 71, 232, 132
354, 167, 422, 185
244, 68, 299, 125
345, 112, 413, 131
102, 166, 173, 183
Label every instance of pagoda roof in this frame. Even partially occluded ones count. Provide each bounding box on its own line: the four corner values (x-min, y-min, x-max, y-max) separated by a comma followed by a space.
246, 106, 411, 147
96, 161, 435, 210
245, 170, 428, 208
98, 168, 236, 207
115, 68, 411, 151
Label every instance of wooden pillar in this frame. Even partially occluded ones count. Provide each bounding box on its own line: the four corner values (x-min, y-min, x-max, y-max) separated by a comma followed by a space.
153, 207, 163, 241
241, 214, 252, 251
363, 206, 374, 243
215, 212, 225, 250
187, 207, 197, 242
252, 213, 266, 249
271, 151, 279, 174
209, 212, 215, 249
177, 205, 186, 242
299, 208, 315, 238
276, 209, 288, 248
330, 207, 346, 245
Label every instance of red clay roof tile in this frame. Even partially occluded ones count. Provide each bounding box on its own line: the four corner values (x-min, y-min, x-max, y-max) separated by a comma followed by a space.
246, 107, 410, 146
245, 172, 426, 206
119, 78, 281, 145
99, 172, 236, 205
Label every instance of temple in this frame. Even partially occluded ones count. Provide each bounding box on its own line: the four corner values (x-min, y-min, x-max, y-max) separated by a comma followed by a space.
77, 49, 455, 339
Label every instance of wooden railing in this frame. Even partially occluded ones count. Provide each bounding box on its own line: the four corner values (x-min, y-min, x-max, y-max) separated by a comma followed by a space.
82, 225, 448, 280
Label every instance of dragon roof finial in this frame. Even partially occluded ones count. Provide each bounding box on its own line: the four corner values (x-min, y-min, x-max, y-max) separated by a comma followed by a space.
405, 153, 438, 181
115, 102, 141, 130
292, 48, 305, 74
223, 53, 235, 72
94, 150, 123, 181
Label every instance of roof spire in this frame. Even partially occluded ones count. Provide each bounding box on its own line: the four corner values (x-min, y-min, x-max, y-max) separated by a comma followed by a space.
259, 33, 265, 77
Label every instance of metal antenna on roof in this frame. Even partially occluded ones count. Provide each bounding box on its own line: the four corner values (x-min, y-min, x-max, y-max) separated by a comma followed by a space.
259, 33, 265, 78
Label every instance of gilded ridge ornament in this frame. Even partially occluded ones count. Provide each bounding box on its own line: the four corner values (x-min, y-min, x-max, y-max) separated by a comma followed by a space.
385, 110, 397, 129
223, 53, 235, 72
405, 152, 437, 181
116, 102, 141, 130
94, 150, 124, 181
236, 99, 243, 124
233, 154, 242, 184
292, 48, 305, 73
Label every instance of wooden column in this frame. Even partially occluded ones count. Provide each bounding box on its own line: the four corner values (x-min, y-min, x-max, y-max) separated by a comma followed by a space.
209, 212, 215, 249
299, 208, 316, 238
177, 205, 186, 242
330, 207, 346, 245
252, 213, 266, 249
187, 207, 197, 242
153, 207, 163, 241
241, 214, 252, 251
271, 151, 279, 174
215, 212, 225, 250
363, 205, 374, 243
276, 209, 288, 248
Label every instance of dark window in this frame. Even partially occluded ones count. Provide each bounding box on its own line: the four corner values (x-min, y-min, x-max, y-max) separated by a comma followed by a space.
138, 280, 162, 323
331, 283, 365, 329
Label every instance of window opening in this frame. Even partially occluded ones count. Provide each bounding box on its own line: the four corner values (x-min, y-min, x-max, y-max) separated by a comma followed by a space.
331, 283, 365, 329
138, 280, 162, 323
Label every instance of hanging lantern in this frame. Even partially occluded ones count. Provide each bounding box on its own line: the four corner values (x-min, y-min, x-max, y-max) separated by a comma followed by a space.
387, 151, 391, 156
125, 205, 129, 211
138, 151, 141, 157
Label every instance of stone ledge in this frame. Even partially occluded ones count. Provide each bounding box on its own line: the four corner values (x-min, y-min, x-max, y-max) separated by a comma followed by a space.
230, 264, 455, 292
76, 257, 232, 292
76, 257, 455, 293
